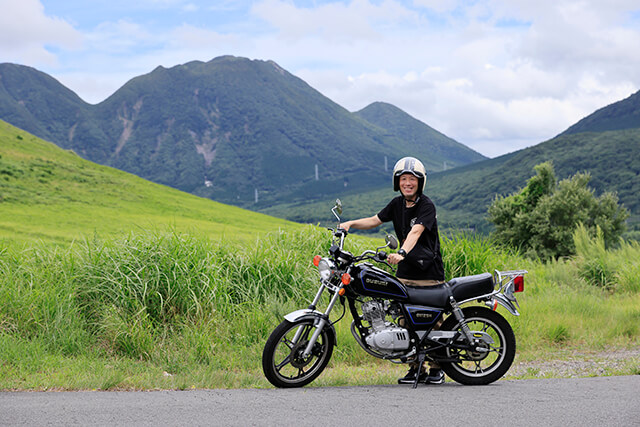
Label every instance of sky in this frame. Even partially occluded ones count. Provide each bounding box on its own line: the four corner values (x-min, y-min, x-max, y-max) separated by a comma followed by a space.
1, 0, 639, 158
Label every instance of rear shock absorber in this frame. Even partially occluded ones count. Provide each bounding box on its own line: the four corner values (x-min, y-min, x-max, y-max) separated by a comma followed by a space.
449, 296, 474, 343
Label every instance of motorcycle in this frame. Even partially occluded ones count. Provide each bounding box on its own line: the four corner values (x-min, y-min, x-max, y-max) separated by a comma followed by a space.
262, 200, 527, 388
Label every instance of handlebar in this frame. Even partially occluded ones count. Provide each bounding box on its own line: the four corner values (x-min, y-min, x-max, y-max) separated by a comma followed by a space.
326, 226, 396, 271
354, 250, 396, 271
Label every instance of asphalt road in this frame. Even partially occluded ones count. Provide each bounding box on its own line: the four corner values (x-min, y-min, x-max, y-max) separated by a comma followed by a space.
2, 376, 639, 426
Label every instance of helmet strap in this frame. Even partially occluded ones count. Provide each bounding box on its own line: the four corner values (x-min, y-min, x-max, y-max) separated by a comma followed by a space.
404, 194, 421, 206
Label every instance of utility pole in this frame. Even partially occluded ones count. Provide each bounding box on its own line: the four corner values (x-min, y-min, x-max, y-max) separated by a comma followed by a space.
315, 164, 319, 181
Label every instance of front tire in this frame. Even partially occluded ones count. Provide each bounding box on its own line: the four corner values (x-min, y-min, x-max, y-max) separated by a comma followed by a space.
438, 307, 516, 385
262, 318, 335, 388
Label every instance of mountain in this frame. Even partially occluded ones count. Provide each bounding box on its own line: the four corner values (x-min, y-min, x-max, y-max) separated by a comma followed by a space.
0, 63, 91, 144
562, 90, 640, 134
355, 102, 484, 168
0, 57, 485, 209
262, 90, 640, 235
0, 119, 293, 245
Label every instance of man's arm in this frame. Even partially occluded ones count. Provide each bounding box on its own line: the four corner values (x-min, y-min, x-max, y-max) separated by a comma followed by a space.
340, 215, 383, 231
388, 224, 425, 265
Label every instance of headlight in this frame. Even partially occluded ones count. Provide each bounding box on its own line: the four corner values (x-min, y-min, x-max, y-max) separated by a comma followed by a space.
317, 258, 336, 281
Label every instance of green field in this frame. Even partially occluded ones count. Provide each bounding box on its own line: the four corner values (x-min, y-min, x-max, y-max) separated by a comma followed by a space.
0, 120, 293, 245
1, 121, 639, 390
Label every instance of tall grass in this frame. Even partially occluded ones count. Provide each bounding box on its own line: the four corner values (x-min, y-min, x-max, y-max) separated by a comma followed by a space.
0, 226, 638, 390
573, 224, 640, 293
441, 232, 520, 278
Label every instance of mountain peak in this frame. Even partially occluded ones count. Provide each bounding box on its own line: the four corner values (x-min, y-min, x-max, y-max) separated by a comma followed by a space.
356, 101, 486, 166
1, 57, 486, 208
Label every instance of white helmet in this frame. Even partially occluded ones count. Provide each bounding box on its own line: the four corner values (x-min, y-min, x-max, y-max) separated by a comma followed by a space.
393, 157, 427, 193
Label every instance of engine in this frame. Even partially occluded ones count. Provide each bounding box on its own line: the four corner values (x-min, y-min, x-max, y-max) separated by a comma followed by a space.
361, 300, 410, 354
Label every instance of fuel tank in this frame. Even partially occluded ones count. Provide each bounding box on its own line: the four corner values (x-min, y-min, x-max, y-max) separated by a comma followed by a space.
350, 263, 409, 301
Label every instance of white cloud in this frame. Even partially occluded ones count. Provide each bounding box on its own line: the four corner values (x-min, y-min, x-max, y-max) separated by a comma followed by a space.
251, 0, 415, 43
0, 0, 81, 66
286, 0, 640, 156
183, 3, 199, 12
1, 0, 639, 157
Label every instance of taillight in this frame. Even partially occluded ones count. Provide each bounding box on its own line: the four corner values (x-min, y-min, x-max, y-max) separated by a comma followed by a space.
313, 255, 321, 267
514, 276, 524, 292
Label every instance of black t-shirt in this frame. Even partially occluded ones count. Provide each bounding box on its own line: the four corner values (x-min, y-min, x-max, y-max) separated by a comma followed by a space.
377, 195, 445, 281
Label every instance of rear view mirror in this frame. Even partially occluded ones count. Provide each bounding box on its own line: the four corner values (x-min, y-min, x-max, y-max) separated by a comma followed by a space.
385, 235, 398, 250
331, 199, 343, 223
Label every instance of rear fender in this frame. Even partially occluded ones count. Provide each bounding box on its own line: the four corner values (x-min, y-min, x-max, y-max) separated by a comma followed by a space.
458, 292, 520, 316
491, 293, 520, 316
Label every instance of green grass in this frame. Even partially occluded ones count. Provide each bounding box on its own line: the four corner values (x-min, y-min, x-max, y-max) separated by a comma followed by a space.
0, 120, 293, 245
0, 121, 638, 390
1, 227, 638, 390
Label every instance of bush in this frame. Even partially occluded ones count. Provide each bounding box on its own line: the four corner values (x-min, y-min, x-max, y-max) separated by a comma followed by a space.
488, 162, 629, 259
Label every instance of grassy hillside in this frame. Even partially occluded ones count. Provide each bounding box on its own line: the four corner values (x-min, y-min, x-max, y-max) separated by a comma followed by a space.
0, 120, 294, 245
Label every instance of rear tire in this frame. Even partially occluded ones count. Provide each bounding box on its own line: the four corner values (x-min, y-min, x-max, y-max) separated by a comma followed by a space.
438, 307, 516, 385
262, 318, 334, 388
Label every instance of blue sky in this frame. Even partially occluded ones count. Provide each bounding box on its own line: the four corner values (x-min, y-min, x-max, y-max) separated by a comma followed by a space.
1, 0, 639, 158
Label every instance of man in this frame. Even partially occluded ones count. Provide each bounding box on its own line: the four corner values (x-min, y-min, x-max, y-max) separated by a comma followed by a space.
340, 156, 445, 385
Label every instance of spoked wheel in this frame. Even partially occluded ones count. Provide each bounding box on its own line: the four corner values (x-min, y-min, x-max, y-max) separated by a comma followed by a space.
438, 307, 516, 385
262, 318, 335, 388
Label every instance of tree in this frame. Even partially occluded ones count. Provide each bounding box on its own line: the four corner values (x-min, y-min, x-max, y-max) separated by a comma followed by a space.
488, 162, 629, 259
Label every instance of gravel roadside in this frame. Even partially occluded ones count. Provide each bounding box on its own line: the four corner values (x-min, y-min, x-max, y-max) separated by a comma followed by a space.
507, 347, 640, 379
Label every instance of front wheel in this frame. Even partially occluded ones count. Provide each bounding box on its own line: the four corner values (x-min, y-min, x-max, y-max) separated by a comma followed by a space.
262, 318, 335, 388
438, 307, 516, 385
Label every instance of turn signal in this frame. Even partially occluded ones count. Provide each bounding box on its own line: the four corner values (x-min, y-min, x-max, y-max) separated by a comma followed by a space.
485, 299, 498, 311
313, 255, 321, 267
341, 273, 351, 285
338, 288, 346, 296
514, 276, 524, 292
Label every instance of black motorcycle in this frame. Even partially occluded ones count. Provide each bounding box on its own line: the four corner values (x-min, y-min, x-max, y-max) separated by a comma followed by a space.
262, 200, 526, 388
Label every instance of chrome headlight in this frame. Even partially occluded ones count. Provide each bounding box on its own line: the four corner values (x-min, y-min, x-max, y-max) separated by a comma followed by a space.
317, 258, 336, 281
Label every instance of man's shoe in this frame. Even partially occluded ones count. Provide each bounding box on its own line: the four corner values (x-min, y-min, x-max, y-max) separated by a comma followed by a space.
397, 366, 427, 384
424, 368, 445, 384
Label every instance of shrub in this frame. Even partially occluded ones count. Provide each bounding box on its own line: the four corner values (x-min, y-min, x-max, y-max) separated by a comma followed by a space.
488, 162, 629, 259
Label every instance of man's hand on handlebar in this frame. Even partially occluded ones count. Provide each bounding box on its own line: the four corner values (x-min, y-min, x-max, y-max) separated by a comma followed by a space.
387, 253, 405, 265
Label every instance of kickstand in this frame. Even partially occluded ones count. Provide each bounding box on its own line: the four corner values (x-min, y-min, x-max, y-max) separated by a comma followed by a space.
412, 353, 426, 389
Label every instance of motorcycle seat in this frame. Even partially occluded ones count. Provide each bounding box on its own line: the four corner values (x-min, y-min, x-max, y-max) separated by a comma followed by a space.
405, 273, 494, 308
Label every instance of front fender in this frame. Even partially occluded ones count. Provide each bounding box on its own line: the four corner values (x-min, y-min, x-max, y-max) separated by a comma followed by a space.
283, 309, 337, 346
284, 308, 325, 323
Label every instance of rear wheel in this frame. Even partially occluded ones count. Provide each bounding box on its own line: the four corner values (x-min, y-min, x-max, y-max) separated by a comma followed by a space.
262, 318, 334, 388
438, 307, 516, 385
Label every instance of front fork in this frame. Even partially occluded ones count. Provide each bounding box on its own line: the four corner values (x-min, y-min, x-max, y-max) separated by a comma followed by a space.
301, 283, 344, 358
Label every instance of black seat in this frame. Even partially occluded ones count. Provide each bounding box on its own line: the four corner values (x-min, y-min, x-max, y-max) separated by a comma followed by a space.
405, 282, 451, 308
404, 273, 494, 308
449, 273, 494, 301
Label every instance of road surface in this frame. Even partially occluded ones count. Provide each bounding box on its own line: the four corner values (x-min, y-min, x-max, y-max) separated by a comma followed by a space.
2, 376, 639, 426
